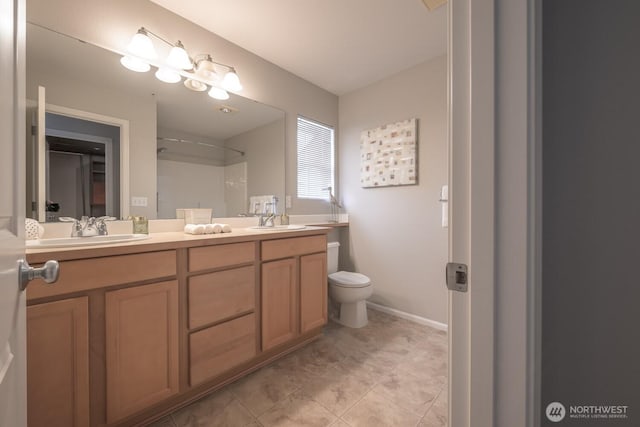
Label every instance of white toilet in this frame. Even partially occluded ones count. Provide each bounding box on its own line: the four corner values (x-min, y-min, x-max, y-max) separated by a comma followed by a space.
327, 242, 373, 328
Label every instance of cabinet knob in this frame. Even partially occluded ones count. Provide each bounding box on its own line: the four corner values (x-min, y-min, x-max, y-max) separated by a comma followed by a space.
18, 259, 59, 291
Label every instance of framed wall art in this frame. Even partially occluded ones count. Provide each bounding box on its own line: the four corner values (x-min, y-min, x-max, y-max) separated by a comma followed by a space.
360, 118, 418, 188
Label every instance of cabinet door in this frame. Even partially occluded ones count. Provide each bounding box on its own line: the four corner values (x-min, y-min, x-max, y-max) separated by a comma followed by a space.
27, 297, 89, 427
300, 252, 328, 333
105, 280, 179, 423
261, 258, 297, 351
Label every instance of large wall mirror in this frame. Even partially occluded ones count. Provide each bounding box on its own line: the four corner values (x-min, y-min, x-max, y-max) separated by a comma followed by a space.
26, 23, 285, 221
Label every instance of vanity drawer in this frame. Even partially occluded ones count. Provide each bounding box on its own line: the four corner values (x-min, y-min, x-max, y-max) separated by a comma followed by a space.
27, 250, 177, 300
261, 235, 327, 261
188, 266, 256, 329
188, 241, 255, 272
189, 313, 256, 386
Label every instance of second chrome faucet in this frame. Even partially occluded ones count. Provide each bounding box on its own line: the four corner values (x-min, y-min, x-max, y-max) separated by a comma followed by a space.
59, 216, 116, 237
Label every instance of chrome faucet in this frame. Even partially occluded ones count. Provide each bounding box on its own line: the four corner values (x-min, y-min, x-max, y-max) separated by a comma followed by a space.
60, 216, 116, 237
259, 212, 276, 227
258, 197, 278, 227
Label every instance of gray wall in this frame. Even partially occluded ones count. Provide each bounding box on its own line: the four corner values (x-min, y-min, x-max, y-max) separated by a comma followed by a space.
27, 0, 338, 216
542, 1, 640, 424
48, 152, 82, 218
225, 119, 286, 212
338, 56, 448, 324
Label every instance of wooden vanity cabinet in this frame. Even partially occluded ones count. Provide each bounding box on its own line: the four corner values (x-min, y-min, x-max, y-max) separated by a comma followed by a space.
261, 235, 327, 351
300, 252, 328, 333
105, 280, 179, 423
261, 258, 298, 350
26, 230, 330, 426
186, 242, 258, 386
26, 250, 178, 427
27, 297, 90, 427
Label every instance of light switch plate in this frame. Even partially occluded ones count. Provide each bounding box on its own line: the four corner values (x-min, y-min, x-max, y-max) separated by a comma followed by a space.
131, 196, 148, 207
285, 195, 292, 209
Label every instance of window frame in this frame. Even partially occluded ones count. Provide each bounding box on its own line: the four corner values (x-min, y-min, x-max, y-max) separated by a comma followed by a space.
296, 115, 335, 201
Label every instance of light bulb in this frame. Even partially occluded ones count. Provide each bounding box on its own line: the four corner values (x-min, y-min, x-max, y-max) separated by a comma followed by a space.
208, 86, 229, 100
222, 69, 242, 92
120, 55, 150, 72
127, 28, 156, 59
195, 56, 217, 81
155, 68, 181, 83
166, 41, 192, 70
184, 79, 208, 92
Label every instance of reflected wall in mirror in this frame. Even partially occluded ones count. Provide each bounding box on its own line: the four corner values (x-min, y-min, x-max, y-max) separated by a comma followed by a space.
45, 112, 121, 221
26, 23, 285, 221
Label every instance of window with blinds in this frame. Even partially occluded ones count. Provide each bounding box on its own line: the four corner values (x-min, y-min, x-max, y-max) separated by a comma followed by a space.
296, 116, 335, 200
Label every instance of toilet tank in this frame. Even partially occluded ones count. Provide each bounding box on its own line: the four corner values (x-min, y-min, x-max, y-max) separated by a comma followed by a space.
327, 242, 340, 274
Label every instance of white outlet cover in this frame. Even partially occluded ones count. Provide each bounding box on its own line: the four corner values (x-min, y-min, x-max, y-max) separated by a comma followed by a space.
131, 196, 148, 207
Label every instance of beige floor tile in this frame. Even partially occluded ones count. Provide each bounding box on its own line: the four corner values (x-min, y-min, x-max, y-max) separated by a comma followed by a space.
299, 365, 376, 416
374, 368, 445, 416
155, 310, 447, 427
172, 390, 256, 427
341, 389, 422, 427
228, 365, 301, 417
147, 416, 176, 427
418, 390, 447, 427
258, 390, 336, 427
400, 348, 448, 379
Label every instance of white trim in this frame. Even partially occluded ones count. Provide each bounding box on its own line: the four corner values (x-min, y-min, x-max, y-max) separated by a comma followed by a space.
449, 0, 496, 426
529, 0, 543, 425
36, 86, 45, 221
43, 103, 130, 218
366, 301, 448, 332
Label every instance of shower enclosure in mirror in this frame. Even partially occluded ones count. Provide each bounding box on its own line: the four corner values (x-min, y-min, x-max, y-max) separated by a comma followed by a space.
26, 22, 285, 221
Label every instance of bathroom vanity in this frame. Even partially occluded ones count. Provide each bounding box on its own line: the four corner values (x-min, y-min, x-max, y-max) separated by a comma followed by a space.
25, 227, 329, 427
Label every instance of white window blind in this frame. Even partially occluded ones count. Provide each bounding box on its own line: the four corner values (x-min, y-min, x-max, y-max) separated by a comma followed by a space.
297, 116, 334, 200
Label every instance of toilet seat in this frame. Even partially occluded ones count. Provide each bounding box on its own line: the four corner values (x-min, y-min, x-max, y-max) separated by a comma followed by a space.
328, 271, 371, 288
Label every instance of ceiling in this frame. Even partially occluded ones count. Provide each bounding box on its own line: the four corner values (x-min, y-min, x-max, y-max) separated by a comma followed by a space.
149, 0, 447, 95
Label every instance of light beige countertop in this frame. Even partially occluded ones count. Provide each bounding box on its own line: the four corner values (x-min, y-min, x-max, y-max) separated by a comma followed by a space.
26, 226, 331, 262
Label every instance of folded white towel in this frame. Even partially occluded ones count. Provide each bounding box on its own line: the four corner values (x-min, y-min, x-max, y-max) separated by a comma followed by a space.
204, 224, 215, 234
210, 223, 223, 234
220, 223, 232, 233
184, 224, 206, 235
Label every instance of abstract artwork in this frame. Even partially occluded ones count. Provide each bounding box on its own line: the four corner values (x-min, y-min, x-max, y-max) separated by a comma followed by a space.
360, 118, 418, 188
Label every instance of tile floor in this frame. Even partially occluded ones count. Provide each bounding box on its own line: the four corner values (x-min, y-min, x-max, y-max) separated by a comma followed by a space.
150, 309, 448, 427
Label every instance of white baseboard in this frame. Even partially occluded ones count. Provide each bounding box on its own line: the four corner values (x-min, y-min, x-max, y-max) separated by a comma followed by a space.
366, 301, 448, 332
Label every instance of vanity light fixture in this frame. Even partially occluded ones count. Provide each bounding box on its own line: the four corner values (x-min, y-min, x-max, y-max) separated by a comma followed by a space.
222, 68, 243, 92
120, 26, 243, 95
166, 40, 192, 70
155, 67, 181, 83
120, 55, 151, 73
126, 27, 157, 59
184, 78, 207, 92
208, 86, 230, 100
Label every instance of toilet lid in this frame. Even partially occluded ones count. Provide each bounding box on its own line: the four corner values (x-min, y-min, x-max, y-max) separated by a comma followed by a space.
329, 271, 371, 288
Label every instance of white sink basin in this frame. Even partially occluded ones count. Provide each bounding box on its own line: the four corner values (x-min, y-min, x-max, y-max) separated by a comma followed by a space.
26, 234, 151, 248
248, 225, 307, 231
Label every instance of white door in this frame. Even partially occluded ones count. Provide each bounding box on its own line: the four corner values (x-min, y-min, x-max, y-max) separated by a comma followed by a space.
448, 0, 495, 426
0, 0, 27, 425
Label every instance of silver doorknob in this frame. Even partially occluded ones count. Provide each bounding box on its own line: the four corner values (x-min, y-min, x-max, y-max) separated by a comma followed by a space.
18, 259, 60, 291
